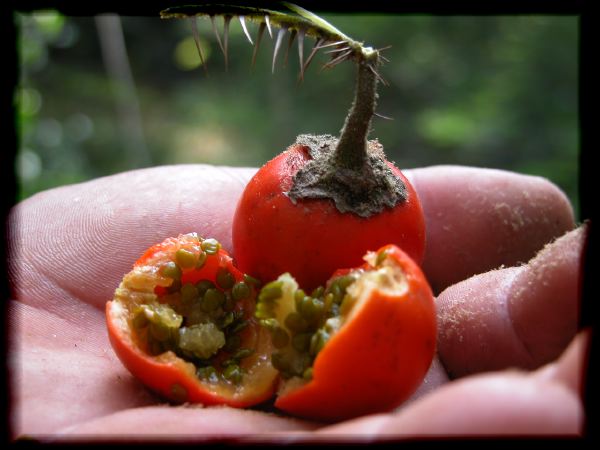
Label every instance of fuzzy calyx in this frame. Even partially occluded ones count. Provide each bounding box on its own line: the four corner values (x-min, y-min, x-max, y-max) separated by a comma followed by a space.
287, 134, 408, 218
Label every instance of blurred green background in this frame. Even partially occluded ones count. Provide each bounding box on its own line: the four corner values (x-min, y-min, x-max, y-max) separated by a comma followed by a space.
15, 11, 579, 216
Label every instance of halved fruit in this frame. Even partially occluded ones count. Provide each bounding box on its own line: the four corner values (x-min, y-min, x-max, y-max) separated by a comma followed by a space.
106, 236, 435, 420
255, 244, 437, 421
106, 233, 278, 407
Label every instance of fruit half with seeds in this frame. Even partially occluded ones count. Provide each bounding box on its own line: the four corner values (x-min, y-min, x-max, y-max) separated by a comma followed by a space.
256, 243, 436, 421
105, 232, 277, 407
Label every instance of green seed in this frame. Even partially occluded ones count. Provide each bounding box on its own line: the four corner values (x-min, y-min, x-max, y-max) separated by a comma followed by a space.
255, 310, 274, 320
299, 296, 325, 323
202, 288, 225, 312
220, 311, 235, 328
180, 283, 199, 304
196, 279, 215, 296
323, 293, 334, 313
294, 289, 306, 309
223, 292, 236, 311
292, 332, 312, 353
255, 302, 276, 319
149, 322, 171, 342
230, 319, 249, 334
259, 281, 283, 302
201, 238, 221, 255
310, 329, 329, 356
311, 286, 324, 299
161, 261, 182, 280
232, 348, 254, 361
216, 267, 236, 289
259, 318, 279, 330
223, 364, 243, 384
329, 283, 343, 304
196, 365, 218, 382
132, 308, 149, 329
232, 282, 251, 300
303, 367, 314, 380
175, 248, 196, 269
284, 312, 309, 333
196, 250, 208, 268
271, 327, 290, 349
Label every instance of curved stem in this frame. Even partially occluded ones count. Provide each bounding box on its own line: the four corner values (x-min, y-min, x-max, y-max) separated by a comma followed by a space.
333, 52, 379, 170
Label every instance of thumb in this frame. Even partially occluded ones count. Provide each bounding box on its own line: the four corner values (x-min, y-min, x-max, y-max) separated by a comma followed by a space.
436, 224, 586, 378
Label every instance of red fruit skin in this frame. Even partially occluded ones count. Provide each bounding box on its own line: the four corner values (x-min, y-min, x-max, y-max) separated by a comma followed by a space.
274, 244, 437, 422
106, 234, 278, 407
232, 144, 426, 291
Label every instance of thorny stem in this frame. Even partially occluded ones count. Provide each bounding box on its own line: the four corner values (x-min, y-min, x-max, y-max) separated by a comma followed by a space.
334, 50, 379, 170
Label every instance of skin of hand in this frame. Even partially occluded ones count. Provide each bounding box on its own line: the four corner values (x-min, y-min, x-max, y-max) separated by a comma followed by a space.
7, 164, 586, 441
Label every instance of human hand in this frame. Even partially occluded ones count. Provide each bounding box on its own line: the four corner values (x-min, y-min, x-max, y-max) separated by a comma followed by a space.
8, 164, 586, 441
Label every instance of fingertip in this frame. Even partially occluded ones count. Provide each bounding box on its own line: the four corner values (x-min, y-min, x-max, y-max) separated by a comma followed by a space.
436, 266, 532, 377
508, 224, 587, 366
410, 165, 575, 293
436, 225, 586, 378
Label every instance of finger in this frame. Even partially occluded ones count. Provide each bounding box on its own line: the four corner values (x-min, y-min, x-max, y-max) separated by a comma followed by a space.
51, 405, 316, 441
436, 224, 586, 378
9, 165, 256, 313
310, 331, 587, 438
406, 165, 575, 293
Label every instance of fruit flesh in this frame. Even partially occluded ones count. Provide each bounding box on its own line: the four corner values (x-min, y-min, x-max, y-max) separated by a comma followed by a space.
256, 270, 364, 381
106, 233, 278, 406
257, 245, 436, 421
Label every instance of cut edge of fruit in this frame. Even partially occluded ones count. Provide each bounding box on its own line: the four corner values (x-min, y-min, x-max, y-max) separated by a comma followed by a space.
264, 247, 410, 396
350, 249, 410, 308
107, 233, 278, 403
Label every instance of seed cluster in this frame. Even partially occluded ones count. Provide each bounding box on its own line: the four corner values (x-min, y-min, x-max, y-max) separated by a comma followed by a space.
130, 234, 259, 385
256, 271, 362, 380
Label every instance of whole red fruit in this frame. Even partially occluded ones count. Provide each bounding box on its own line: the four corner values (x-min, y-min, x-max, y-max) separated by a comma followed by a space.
232, 142, 426, 291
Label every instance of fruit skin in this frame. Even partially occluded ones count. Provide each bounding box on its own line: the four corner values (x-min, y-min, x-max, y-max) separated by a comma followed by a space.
232, 144, 426, 291
274, 244, 436, 422
106, 234, 278, 407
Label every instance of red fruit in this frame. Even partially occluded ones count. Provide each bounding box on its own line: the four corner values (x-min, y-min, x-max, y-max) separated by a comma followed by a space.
106, 234, 435, 421
106, 233, 278, 407
255, 244, 436, 421
232, 142, 426, 291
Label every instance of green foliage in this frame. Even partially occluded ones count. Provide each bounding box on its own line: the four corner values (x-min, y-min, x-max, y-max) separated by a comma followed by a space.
15, 12, 578, 217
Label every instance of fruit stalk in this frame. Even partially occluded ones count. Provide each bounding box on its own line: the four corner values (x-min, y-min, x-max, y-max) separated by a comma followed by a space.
334, 51, 379, 171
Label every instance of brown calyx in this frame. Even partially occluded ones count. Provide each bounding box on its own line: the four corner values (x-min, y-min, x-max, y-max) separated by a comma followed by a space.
286, 134, 407, 218
286, 53, 407, 218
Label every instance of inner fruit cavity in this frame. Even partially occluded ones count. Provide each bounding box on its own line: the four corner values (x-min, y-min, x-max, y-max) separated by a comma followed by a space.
255, 247, 400, 381
124, 233, 260, 385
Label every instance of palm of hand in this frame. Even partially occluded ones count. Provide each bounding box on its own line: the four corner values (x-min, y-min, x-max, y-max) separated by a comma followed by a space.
8, 165, 584, 440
